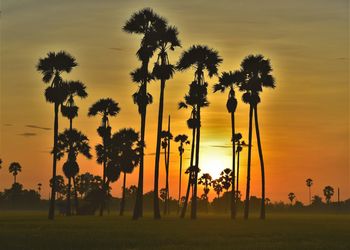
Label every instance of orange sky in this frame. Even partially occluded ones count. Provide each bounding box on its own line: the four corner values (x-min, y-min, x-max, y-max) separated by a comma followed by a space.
1, 0, 349, 203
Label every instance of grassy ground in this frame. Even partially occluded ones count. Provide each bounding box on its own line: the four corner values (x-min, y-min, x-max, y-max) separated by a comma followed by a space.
0, 211, 349, 250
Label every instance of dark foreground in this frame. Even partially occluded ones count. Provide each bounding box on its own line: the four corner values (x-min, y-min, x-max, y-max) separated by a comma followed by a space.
0, 212, 349, 249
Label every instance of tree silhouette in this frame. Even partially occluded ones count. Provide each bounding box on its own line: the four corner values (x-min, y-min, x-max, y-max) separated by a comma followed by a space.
212, 179, 223, 199
88, 98, 120, 216
109, 128, 140, 216
177, 45, 222, 219
174, 134, 189, 213
288, 192, 296, 205
37, 51, 77, 220
151, 20, 181, 220
306, 178, 313, 205
220, 168, 232, 212
60, 80, 87, 215
198, 173, 212, 213
238, 54, 275, 220
323, 186, 334, 204
123, 8, 167, 220
214, 70, 242, 219
160, 118, 173, 215
9, 162, 22, 184
37, 183, 42, 197
234, 133, 247, 199
49, 175, 66, 199
56, 129, 92, 215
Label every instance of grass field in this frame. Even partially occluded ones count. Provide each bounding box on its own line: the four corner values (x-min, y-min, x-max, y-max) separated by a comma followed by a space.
0, 212, 349, 249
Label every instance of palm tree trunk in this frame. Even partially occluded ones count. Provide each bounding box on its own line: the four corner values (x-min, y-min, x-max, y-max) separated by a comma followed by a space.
236, 151, 240, 197
132, 104, 146, 220
309, 187, 311, 205
48, 103, 59, 220
177, 150, 183, 214
100, 130, 107, 217
191, 107, 200, 220
120, 172, 127, 216
14, 175, 16, 184
254, 106, 266, 219
73, 177, 79, 214
230, 111, 236, 219
66, 177, 71, 216
163, 145, 168, 215
181, 124, 196, 218
166, 116, 171, 215
244, 104, 254, 220
153, 79, 165, 220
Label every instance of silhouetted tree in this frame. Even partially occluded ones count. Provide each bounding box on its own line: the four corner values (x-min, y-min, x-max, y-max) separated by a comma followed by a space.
288, 192, 296, 205
37, 51, 77, 219
110, 128, 140, 216
56, 129, 92, 215
177, 45, 222, 219
123, 8, 167, 220
306, 178, 313, 205
212, 179, 223, 199
9, 162, 21, 184
234, 133, 247, 198
151, 20, 181, 220
238, 54, 275, 220
174, 134, 189, 213
198, 173, 212, 213
88, 98, 120, 216
214, 70, 242, 219
323, 186, 334, 204
37, 183, 42, 197
49, 175, 66, 199
220, 168, 232, 212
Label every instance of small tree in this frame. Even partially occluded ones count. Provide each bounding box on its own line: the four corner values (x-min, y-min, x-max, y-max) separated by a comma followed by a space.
288, 192, 296, 205
323, 186, 334, 204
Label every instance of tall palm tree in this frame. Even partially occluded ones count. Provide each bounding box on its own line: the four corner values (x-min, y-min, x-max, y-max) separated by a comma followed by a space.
213, 71, 242, 219
56, 129, 92, 215
306, 178, 313, 205
60, 80, 87, 215
234, 133, 248, 198
9, 162, 21, 184
198, 173, 212, 213
109, 128, 140, 216
151, 22, 181, 219
160, 117, 173, 215
37, 51, 77, 220
177, 45, 222, 219
323, 186, 334, 204
238, 54, 275, 220
288, 192, 296, 205
174, 134, 189, 213
123, 8, 167, 220
88, 98, 120, 216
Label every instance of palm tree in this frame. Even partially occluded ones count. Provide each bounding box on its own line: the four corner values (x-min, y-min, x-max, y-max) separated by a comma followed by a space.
88, 98, 120, 216
160, 117, 173, 215
177, 45, 222, 219
214, 71, 242, 219
110, 128, 140, 216
238, 54, 276, 220
174, 134, 189, 213
123, 8, 167, 220
288, 192, 296, 205
234, 133, 247, 198
212, 179, 223, 199
323, 186, 334, 204
38, 183, 42, 197
49, 175, 66, 199
220, 168, 232, 213
9, 162, 22, 184
56, 129, 92, 215
306, 178, 313, 205
37, 51, 77, 220
151, 21, 181, 220
198, 173, 212, 213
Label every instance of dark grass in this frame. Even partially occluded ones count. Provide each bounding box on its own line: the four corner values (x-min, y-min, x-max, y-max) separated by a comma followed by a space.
0, 211, 349, 249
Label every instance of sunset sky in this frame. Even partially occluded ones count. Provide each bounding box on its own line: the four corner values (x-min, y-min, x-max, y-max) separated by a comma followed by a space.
1, 0, 349, 203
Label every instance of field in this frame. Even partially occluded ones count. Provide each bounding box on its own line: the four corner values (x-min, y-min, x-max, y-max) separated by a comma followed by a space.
0, 212, 349, 250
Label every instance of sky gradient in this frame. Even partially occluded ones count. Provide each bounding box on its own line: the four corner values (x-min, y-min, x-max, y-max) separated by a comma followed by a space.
1, 0, 349, 203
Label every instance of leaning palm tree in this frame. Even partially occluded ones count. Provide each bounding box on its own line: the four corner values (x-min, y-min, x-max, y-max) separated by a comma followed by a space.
288, 192, 296, 205
56, 129, 92, 215
123, 8, 167, 220
213, 71, 242, 219
177, 45, 222, 219
306, 178, 313, 205
323, 186, 334, 204
37, 51, 77, 220
88, 98, 120, 216
109, 128, 140, 216
9, 162, 22, 184
174, 134, 189, 213
238, 54, 276, 220
60, 80, 87, 214
151, 22, 181, 220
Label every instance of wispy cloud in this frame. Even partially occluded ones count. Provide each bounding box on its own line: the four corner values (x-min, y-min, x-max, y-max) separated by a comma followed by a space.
3, 123, 13, 126
26, 124, 51, 131
18, 132, 37, 137
109, 47, 123, 52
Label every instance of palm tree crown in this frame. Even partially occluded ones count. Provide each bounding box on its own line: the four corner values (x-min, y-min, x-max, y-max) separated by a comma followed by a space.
88, 98, 120, 127
9, 162, 22, 177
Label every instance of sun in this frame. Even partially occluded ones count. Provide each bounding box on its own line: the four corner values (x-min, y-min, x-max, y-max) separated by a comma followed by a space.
200, 147, 231, 180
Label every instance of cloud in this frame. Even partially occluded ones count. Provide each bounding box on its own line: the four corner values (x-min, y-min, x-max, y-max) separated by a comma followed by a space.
18, 132, 37, 137
109, 47, 123, 52
3, 123, 13, 126
26, 124, 51, 131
